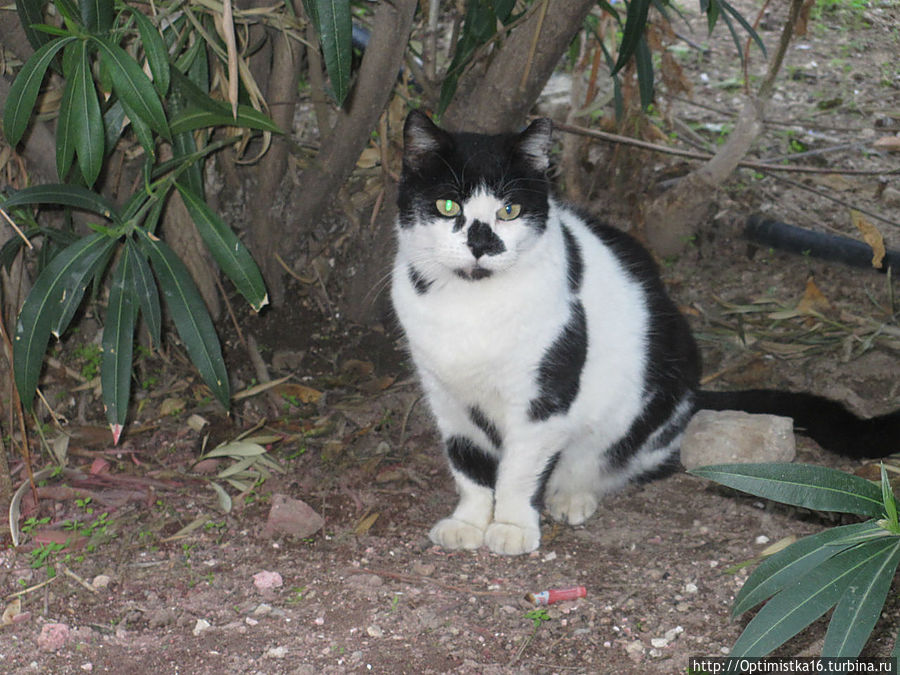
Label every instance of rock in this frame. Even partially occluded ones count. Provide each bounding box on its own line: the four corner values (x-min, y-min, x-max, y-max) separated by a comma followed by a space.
261, 494, 325, 539
37, 623, 70, 651
252, 570, 283, 591
881, 186, 900, 208
147, 608, 177, 629
91, 574, 111, 590
680, 410, 795, 469
192, 619, 212, 636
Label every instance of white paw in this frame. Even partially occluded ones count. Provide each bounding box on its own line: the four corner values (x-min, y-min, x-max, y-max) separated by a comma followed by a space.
484, 522, 541, 555
429, 518, 485, 550
546, 491, 598, 525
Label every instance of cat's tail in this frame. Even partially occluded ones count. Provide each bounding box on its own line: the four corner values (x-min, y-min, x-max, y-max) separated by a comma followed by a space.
694, 389, 900, 459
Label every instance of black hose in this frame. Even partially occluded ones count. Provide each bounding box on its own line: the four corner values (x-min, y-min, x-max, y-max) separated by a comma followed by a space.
743, 215, 899, 272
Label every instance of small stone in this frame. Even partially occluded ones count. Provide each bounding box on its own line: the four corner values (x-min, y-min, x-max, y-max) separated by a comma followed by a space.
665, 626, 684, 642
264, 646, 288, 658
881, 186, 900, 208
37, 623, 70, 651
684, 582, 698, 594
253, 570, 283, 591
651, 637, 669, 648
192, 619, 211, 636
681, 410, 795, 469
366, 625, 384, 638
253, 603, 273, 616
755, 535, 770, 545
147, 608, 176, 629
91, 574, 111, 590
261, 494, 325, 539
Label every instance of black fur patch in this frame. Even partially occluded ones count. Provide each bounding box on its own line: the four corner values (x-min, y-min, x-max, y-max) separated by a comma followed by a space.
467, 220, 506, 259
468, 406, 502, 449
561, 225, 583, 292
531, 451, 561, 510
408, 265, 433, 294
447, 436, 497, 488
528, 301, 588, 421
454, 267, 493, 281
607, 391, 691, 469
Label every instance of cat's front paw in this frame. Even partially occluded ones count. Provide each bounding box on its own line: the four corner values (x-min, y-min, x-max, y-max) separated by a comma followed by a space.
429, 518, 485, 550
546, 491, 598, 525
484, 522, 540, 555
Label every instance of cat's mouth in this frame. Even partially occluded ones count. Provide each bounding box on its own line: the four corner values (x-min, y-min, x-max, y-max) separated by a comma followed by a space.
454, 265, 493, 281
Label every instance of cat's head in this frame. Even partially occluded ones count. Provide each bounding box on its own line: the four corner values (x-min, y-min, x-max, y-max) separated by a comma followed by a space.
397, 110, 552, 282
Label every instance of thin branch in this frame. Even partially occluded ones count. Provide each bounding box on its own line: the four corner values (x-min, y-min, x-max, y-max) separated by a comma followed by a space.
552, 120, 900, 177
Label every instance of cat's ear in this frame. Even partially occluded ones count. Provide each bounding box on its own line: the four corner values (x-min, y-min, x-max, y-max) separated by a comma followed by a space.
514, 118, 553, 172
403, 110, 450, 169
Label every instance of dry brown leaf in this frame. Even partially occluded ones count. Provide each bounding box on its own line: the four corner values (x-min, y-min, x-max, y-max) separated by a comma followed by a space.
851, 210, 886, 269
160, 397, 185, 416
356, 146, 381, 169
353, 511, 380, 536
873, 135, 900, 152
796, 277, 833, 315
272, 382, 323, 404
1, 598, 21, 626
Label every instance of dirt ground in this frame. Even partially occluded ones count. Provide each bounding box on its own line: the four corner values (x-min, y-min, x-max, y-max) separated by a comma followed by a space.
2, 2, 899, 673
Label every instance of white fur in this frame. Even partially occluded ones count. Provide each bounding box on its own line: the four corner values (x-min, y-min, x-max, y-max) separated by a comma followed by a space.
393, 197, 652, 555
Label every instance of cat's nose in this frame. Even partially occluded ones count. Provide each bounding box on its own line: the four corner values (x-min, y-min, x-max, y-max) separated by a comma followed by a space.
467, 220, 506, 259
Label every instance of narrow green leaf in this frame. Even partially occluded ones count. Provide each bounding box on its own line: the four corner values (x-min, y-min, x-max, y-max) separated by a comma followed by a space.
312, 0, 351, 105
823, 538, 900, 657
208, 481, 232, 513
80, 0, 113, 33
101, 244, 138, 430
51, 236, 115, 338
137, 231, 229, 407
168, 105, 282, 135
103, 99, 127, 153
13, 234, 115, 410
67, 40, 105, 186
634, 34, 654, 109
175, 182, 268, 311
882, 464, 899, 529
720, 0, 766, 58
93, 37, 170, 140
731, 538, 896, 657
733, 521, 886, 618
205, 441, 267, 459
120, 98, 156, 160
129, 8, 170, 96
689, 463, 886, 518
611, 0, 651, 76
714, 3, 745, 63
3, 184, 120, 224
4, 37, 76, 147
55, 43, 79, 180
125, 238, 161, 347
16, 0, 52, 50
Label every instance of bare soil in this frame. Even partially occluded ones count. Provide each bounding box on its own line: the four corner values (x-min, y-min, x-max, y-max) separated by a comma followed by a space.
2, 2, 899, 673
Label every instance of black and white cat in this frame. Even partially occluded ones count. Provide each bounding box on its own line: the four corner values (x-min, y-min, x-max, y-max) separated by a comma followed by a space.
391, 110, 899, 556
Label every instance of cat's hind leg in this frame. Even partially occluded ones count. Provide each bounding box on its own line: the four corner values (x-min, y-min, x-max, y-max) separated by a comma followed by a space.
543, 439, 610, 526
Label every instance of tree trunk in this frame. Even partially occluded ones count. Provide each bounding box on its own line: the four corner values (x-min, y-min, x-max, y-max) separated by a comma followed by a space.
442, 0, 596, 134
643, 0, 805, 256
285, 0, 417, 285
247, 13, 304, 306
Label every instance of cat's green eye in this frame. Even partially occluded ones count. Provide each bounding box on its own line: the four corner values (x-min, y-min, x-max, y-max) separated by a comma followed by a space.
496, 204, 521, 221
436, 199, 461, 217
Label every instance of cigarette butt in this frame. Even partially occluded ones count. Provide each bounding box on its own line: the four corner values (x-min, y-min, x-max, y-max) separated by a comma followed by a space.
525, 586, 586, 606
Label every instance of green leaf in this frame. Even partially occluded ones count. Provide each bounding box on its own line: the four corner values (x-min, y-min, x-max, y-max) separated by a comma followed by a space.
65, 40, 105, 187
881, 463, 899, 530
16, 0, 52, 51
169, 105, 282, 136
310, 0, 351, 105
611, 0, 651, 76
2, 184, 120, 223
129, 8, 170, 96
733, 521, 886, 618
174, 183, 267, 311
13, 234, 116, 410
103, 99, 127, 153
730, 538, 897, 657
101, 244, 138, 431
51, 237, 115, 338
80, 0, 113, 33
689, 463, 886, 518
634, 34, 654, 109
93, 37, 170, 140
137, 231, 229, 407
823, 538, 900, 657
720, 0, 766, 58
120, 98, 156, 160
4, 37, 76, 147
124, 238, 161, 347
